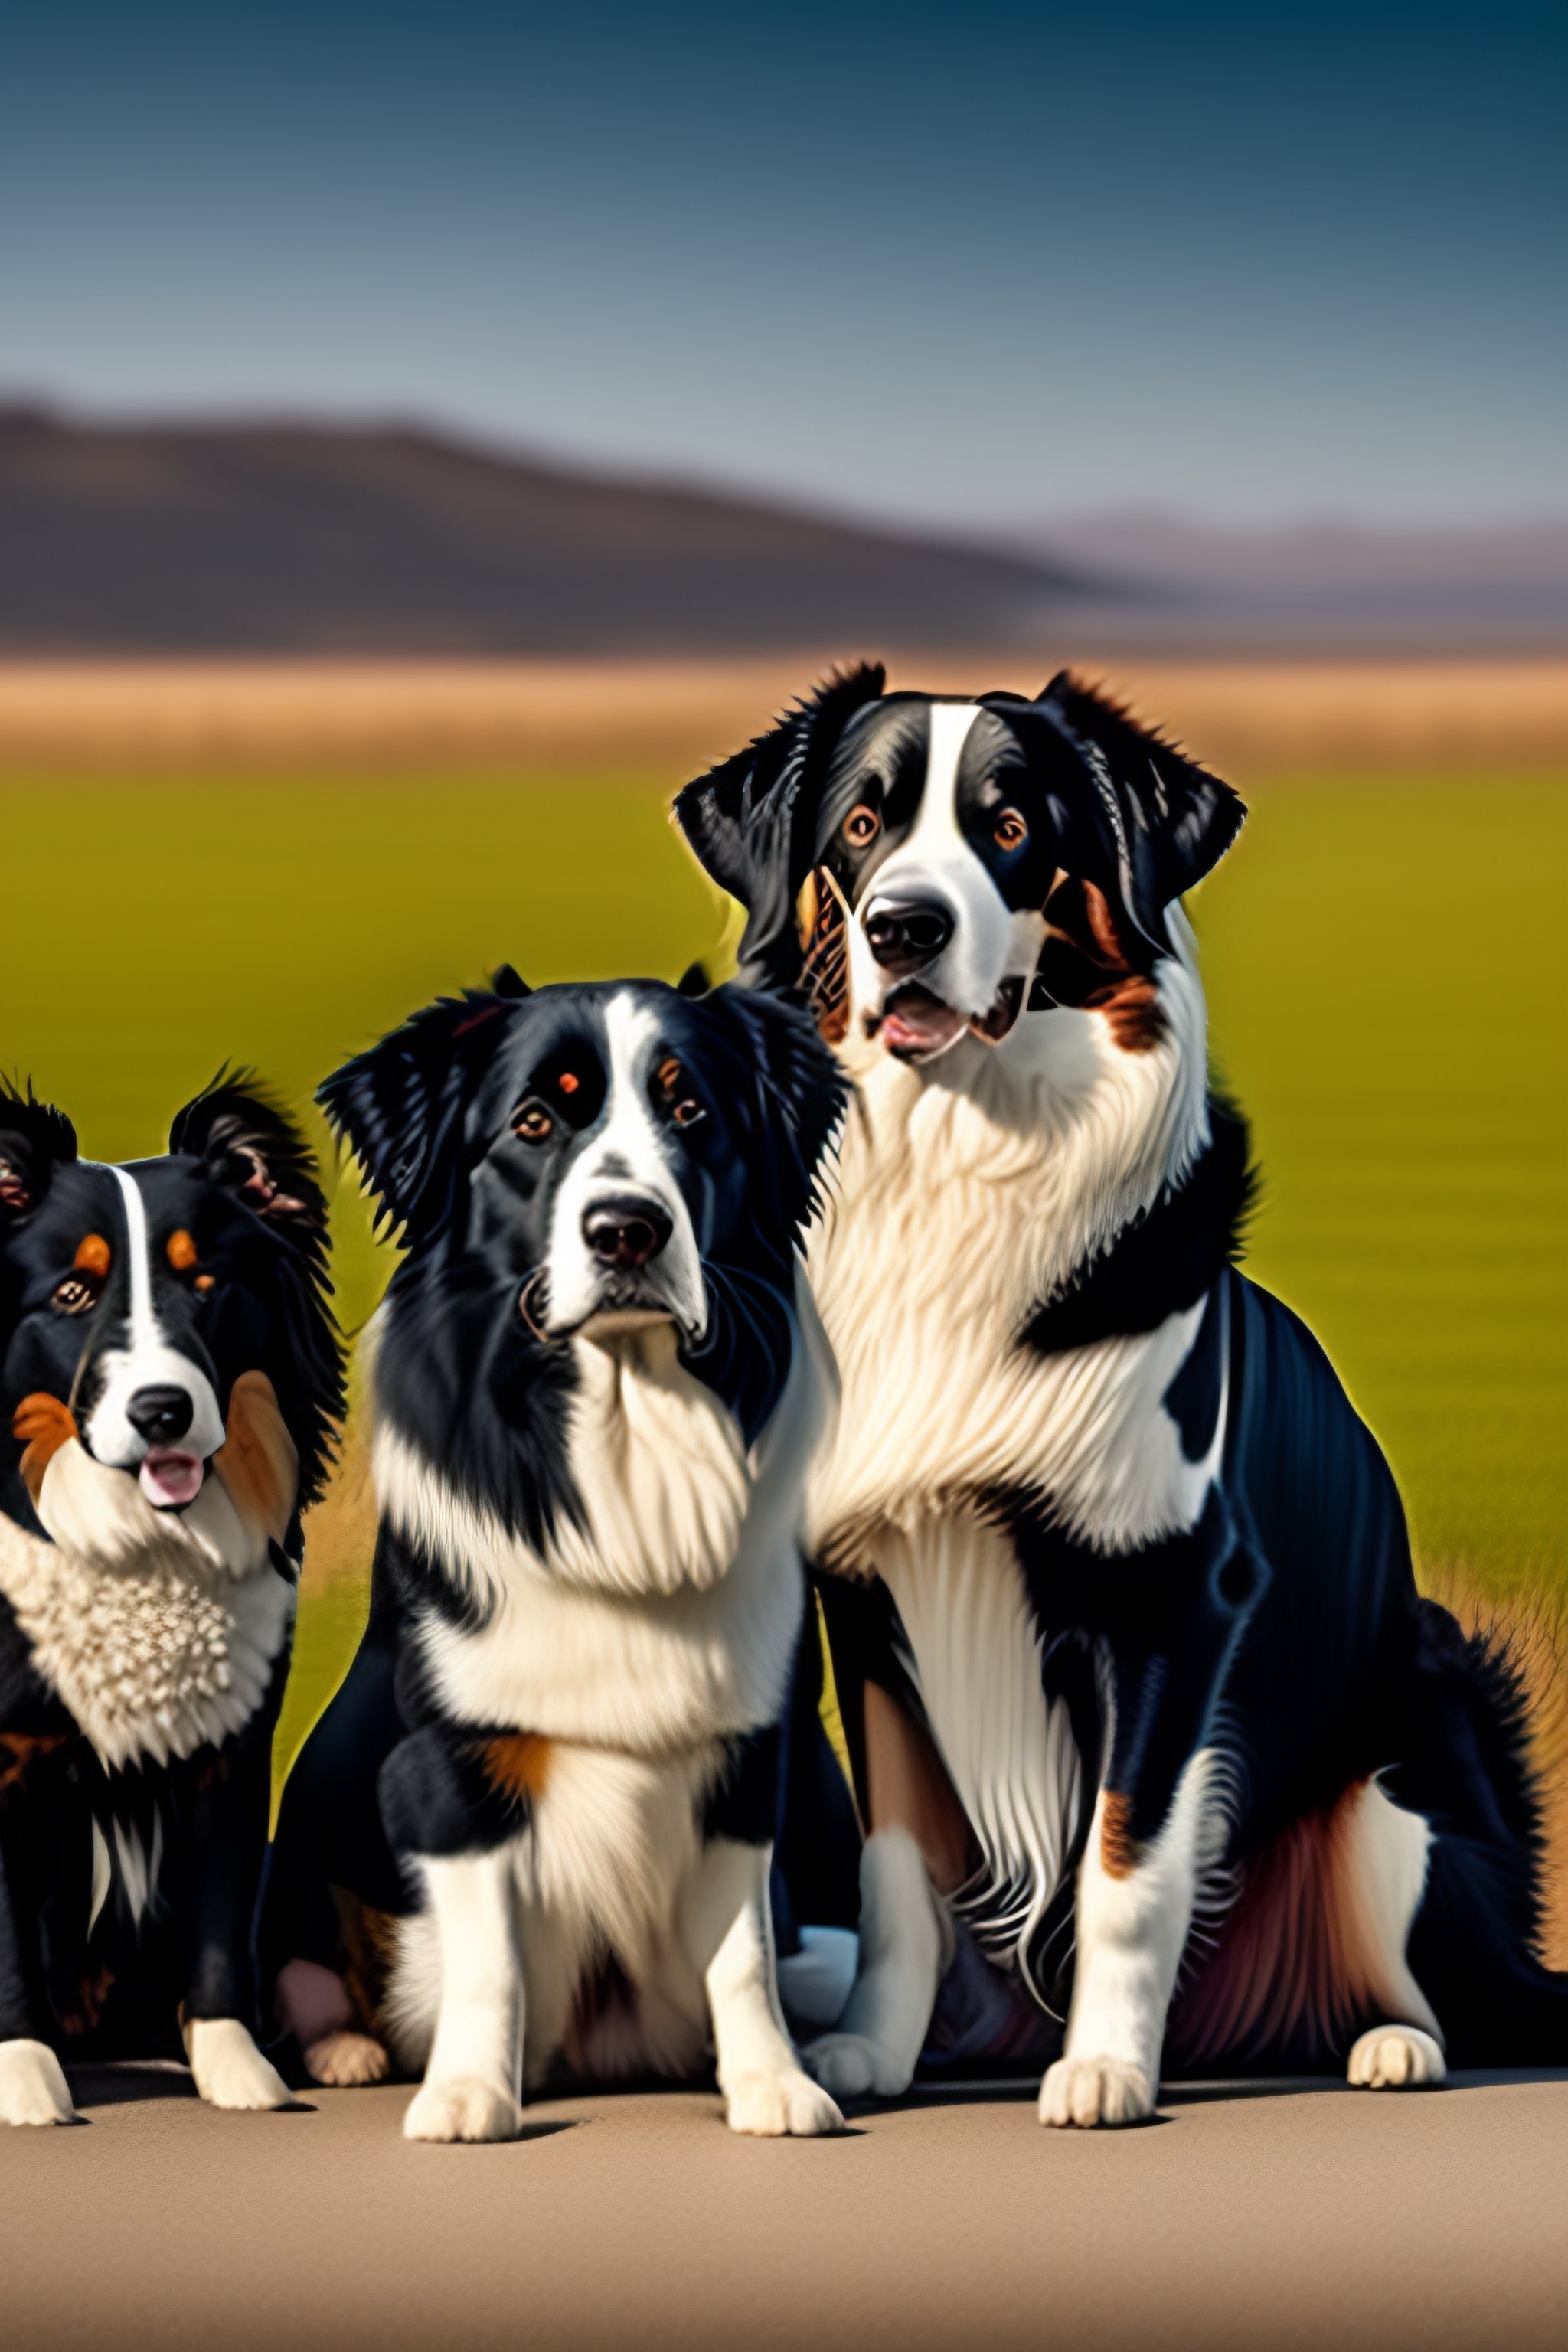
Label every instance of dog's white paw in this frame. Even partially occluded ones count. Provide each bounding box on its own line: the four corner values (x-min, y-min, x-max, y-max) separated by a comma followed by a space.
403, 2074, 524, 2143
1039, 2054, 1156, 2128
0, 2039, 76, 2127
304, 2029, 390, 2088
726, 2066, 846, 2137
1347, 2024, 1446, 2090
803, 2031, 913, 2100
184, 2017, 299, 2111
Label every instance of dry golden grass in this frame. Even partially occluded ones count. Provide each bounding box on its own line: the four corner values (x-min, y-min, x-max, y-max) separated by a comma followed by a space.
2, 655, 1566, 774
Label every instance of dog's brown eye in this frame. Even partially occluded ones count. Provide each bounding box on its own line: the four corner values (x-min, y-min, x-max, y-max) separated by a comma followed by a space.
514, 1102, 554, 1145
995, 808, 1027, 852
844, 804, 880, 848
51, 1274, 100, 1315
655, 1057, 705, 1130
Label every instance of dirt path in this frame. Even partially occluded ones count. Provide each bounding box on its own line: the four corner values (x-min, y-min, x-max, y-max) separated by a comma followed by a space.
7, 2068, 1565, 2350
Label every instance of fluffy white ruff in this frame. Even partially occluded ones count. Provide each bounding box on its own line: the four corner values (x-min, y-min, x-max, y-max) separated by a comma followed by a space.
808, 912, 1212, 1566
0, 1439, 295, 1769
379, 1274, 828, 1754
182, 2016, 296, 2110
0, 2039, 76, 2127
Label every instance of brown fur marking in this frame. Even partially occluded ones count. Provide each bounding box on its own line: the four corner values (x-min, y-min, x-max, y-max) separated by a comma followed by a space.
480, 1731, 554, 1805
1099, 1789, 1138, 1878
11, 1391, 78, 1504
213, 1369, 297, 1544
1168, 1779, 1383, 2069
166, 1227, 198, 1271
863, 1681, 978, 1895
0, 1731, 67, 1798
73, 1233, 112, 1277
1040, 877, 1167, 1052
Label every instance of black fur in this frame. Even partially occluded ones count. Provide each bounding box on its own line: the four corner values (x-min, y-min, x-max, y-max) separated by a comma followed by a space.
0, 1078, 341, 2070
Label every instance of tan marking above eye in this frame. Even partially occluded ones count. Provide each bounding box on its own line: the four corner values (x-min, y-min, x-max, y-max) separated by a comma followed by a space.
558, 1070, 580, 1096
656, 1056, 681, 1093
166, 1228, 198, 1272
844, 804, 880, 847
994, 808, 1028, 851
74, 1233, 111, 1277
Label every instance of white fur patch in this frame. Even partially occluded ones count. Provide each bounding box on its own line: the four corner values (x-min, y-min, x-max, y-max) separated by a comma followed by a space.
0, 1447, 294, 1769
0, 2038, 75, 2127
379, 1270, 826, 1754
82, 1168, 225, 1472
875, 1512, 1083, 2000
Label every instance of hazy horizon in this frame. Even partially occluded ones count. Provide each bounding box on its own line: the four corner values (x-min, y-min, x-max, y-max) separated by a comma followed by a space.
6, 2, 1563, 537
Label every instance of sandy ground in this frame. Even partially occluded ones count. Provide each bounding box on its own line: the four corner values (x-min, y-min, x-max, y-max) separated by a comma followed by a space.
2, 655, 1566, 773
6, 2067, 1566, 2352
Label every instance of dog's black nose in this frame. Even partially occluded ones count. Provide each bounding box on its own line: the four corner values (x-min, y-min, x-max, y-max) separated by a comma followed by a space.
583, 1196, 672, 1272
864, 899, 953, 975
126, 1383, 195, 1443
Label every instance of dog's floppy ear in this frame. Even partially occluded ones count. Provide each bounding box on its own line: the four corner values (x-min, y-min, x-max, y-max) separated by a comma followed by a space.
0, 1083, 77, 1224
316, 988, 513, 1246
1038, 675, 1245, 949
171, 1073, 329, 1256
710, 985, 848, 1248
674, 663, 887, 989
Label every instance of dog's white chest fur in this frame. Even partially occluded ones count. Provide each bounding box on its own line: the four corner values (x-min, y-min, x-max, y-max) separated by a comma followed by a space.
0, 1449, 293, 1771
384, 1301, 826, 1755
805, 958, 1216, 1566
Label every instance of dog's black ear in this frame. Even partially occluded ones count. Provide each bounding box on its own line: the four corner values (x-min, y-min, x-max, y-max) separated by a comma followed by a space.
491, 963, 531, 999
711, 986, 848, 1247
1038, 675, 1245, 949
316, 989, 512, 1246
0, 1083, 77, 1224
171, 1073, 329, 1256
674, 663, 887, 989
677, 962, 710, 999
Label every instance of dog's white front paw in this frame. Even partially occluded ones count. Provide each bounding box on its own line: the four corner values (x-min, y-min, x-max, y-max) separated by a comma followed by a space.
184, 2017, 299, 2111
1040, 2054, 1156, 2128
403, 2074, 524, 2143
803, 2030, 914, 2100
304, 2029, 390, 2088
725, 2066, 846, 2137
1347, 2025, 1446, 2090
0, 2038, 76, 2127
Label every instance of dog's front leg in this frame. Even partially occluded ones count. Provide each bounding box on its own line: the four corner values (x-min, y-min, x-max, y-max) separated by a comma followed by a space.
0, 1839, 74, 2127
401, 1847, 524, 2143
1042, 1497, 1259, 2129
683, 1838, 844, 2136
181, 1662, 297, 2112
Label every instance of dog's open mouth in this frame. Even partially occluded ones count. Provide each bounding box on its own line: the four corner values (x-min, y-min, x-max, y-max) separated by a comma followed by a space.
877, 977, 1027, 1060
139, 1447, 206, 1510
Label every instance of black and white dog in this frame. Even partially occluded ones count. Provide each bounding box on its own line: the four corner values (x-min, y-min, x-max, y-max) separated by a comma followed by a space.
265, 971, 849, 2141
0, 1077, 341, 2126
675, 665, 1568, 2125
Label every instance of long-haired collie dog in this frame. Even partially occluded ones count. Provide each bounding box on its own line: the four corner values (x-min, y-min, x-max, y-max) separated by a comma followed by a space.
0, 1077, 340, 2127
264, 970, 848, 2141
675, 665, 1568, 2126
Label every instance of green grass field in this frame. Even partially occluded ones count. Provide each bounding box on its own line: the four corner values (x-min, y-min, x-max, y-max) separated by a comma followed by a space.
2, 764, 1563, 1790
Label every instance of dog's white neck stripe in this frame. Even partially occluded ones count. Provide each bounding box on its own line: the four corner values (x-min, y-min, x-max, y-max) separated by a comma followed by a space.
108, 1165, 159, 1349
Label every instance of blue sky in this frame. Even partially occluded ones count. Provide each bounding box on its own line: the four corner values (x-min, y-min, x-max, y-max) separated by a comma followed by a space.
4, 2, 1563, 530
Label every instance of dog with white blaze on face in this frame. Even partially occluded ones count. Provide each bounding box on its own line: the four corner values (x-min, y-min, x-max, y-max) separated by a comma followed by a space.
0, 1076, 341, 2126
263, 968, 851, 2141
674, 665, 1568, 2127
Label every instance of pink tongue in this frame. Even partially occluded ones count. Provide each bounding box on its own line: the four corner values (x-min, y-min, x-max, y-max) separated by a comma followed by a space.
139, 1450, 204, 1508
880, 988, 969, 1057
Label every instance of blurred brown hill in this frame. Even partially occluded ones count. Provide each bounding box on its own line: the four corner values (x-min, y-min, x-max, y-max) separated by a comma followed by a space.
0, 407, 1103, 656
